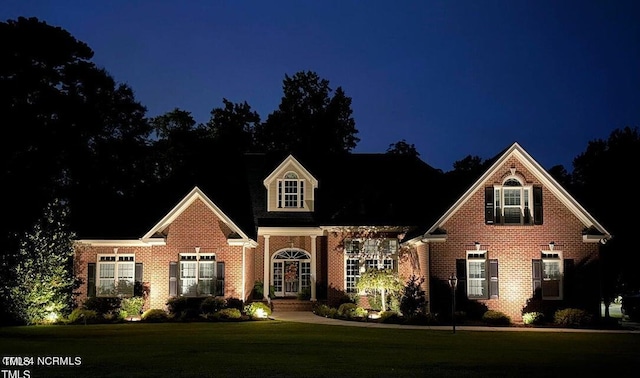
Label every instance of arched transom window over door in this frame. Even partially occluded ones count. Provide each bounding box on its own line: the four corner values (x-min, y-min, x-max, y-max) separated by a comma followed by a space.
272, 249, 311, 297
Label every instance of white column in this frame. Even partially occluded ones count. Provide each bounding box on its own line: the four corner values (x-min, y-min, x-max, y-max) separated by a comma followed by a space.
310, 235, 317, 301
263, 235, 270, 301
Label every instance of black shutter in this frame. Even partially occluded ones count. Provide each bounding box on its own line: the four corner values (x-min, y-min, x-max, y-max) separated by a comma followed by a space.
484, 187, 495, 224
532, 259, 542, 299
169, 262, 178, 297
216, 262, 225, 296
563, 259, 575, 302
134, 263, 143, 297
489, 259, 499, 299
87, 263, 96, 298
533, 186, 543, 225
456, 259, 467, 297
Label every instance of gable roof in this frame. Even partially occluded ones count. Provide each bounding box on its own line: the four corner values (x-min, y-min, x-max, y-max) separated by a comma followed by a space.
140, 186, 254, 244
262, 155, 319, 189
423, 142, 611, 240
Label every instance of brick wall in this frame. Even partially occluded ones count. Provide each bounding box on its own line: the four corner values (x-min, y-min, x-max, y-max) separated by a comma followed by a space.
428, 158, 601, 322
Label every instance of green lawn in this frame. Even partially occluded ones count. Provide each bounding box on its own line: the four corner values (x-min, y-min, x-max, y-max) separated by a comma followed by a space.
1, 320, 638, 377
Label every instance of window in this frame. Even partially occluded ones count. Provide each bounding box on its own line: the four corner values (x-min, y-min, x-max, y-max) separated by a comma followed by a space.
485, 178, 542, 225
179, 254, 216, 296
344, 238, 397, 293
97, 254, 135, 297
456, 252, 498, 299
533, 252, 563, 300
277, 172, 304, 208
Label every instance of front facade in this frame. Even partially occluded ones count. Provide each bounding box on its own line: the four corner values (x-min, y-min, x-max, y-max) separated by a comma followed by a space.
74, 143, 610, 322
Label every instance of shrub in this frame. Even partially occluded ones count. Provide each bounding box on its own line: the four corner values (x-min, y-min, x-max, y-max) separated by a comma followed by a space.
244, 302, 272, 318
120, 297, 145, 320
252, 281, 264, 299
83, 297, 121, 317
200, 297, 226, 314
404, 312, 439, 325
380, 311, 402, 324
211, 308, 242, 321
67, 308, 98, 324
297, 287, 311, 300
522, 311, 545, 325
226, 297, 244, 311
166, 297, 204, 320
312, 304, 337, 318
482, 310, 511, 326
554, 308, 593, 327
141, 309, 168, 322
337, 303, 358, 318
400, 275, 427, 318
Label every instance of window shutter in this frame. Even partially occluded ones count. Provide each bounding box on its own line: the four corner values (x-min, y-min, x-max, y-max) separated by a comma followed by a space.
532, 259, 542, 299
169, 262, 178, 297
489, 259, 499, 299
134, 263, 143, 297
300, 180, 304, 208
216, 262, 225, 296
533, 186, 543, 225
456, 259, 467, 297
484, 187, 494, 224
87, 263, 96, 298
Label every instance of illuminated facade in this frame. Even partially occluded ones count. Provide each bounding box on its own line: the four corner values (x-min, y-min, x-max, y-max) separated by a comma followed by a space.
74, 143, 610, 321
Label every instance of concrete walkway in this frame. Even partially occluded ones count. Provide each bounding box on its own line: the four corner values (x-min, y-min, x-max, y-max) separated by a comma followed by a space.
270, 311, 640, 333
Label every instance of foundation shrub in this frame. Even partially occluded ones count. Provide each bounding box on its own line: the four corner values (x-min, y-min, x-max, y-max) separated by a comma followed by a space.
83, 297, 121, 317
200, 297, 226, 314
120, 297, 145, 320
482, 310, 511, 326
67, 308, 99, 324
554, 308, 593, 327
211, 308, 242, 321
522, 311, 545, 325
312, 304, 337, 318
380, 310, 402, 324
225, 297, 244, 311
141, 309, 168, 322
244, 302, 272, 318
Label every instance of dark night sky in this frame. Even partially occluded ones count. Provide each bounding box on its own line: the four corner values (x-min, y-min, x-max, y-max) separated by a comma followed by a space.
3, 0, 639, 171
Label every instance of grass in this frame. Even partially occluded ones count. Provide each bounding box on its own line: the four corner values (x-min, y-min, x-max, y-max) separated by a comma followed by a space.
1, 320, 638, 377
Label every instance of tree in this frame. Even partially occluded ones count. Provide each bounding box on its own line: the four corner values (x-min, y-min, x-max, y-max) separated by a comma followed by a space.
356, 268, 403, 312
571, 127, 640, 298
205, 98, 260, 153
1, 17, 151, 251
400, 275, 427, 317
148, 108, 206, 180
387, 139, 420, 157
255, 71, 359, 154
4, 199, 80, 325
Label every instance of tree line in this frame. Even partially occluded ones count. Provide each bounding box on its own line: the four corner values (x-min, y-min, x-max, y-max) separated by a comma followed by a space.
1, 17, 639, 324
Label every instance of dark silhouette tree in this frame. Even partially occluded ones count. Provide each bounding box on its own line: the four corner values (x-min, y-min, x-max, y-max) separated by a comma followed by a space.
1, 17, 151, 251
571, 127, 640, 300
255, 71, 359, 154
205, 98, 260, 153
387, 139, 420, 157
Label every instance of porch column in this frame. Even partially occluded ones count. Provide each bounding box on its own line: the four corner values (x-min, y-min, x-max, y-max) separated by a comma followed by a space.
310, 235, 317, 301
263, 235, 270, 301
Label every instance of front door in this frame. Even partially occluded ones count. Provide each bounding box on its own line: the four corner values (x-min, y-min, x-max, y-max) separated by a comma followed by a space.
272, 249, 311, 297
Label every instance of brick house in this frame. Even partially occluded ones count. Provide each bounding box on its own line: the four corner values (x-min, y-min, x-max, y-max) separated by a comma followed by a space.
73, 142, 610, 322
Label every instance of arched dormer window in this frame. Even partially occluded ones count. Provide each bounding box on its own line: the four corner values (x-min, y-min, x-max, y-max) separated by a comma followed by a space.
278, 171, 304, 208
485, 173, 543, 226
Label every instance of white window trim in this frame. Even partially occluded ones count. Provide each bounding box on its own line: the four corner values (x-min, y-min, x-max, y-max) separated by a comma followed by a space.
466, 250, 487, 299
343, 239, 398, 294
494, 178, 533, 225
277, 172, 305, 209
179, 253, 216, 297
541, 251, 563, 300
96, 254, 135, 297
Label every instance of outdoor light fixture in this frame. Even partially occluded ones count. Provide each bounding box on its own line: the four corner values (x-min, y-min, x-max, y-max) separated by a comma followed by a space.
397, 232, 406, 241
549, 242, 555, 251
448, 273, 458, 334
474, 241, 481, 251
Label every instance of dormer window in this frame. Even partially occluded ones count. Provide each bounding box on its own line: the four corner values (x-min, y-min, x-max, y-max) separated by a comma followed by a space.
278, 172, 304, 208
485, 176, 543, 225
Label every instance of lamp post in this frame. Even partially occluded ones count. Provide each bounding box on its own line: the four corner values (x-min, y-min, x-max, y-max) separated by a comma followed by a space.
448, 273, 458, 334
